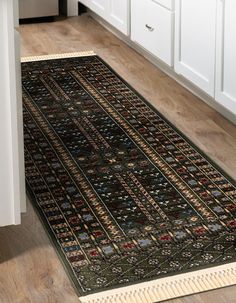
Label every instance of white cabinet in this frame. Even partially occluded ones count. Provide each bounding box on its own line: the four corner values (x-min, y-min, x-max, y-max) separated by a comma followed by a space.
131, 0, 174, 66
59, 1, 236, 118
79, 0, 129, 35
0, 0, 26, 226
215, 0, 236, 114
175, 0, 217, 97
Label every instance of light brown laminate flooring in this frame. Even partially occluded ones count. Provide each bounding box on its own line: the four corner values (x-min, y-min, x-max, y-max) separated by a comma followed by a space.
0, 15, 236, 303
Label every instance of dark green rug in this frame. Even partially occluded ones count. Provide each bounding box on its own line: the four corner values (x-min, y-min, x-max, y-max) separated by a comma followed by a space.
22, 53, 236, 303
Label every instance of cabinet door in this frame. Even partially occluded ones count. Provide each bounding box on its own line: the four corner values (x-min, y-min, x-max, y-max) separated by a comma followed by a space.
215, 0, 236, 114
0, 0, 26, 226
91, 0, 109, 19
175, 0, 217, 96
131, 0, 174, 66
109, 0, 129, 35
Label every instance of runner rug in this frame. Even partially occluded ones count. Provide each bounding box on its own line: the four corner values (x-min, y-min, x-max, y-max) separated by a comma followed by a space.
22, 52, 236, 303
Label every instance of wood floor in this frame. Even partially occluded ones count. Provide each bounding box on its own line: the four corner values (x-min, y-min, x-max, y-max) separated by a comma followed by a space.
0, 15, 236, 303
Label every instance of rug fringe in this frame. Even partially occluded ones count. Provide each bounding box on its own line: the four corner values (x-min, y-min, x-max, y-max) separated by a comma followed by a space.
21, 51, 96, 62
79, 262, 236, 302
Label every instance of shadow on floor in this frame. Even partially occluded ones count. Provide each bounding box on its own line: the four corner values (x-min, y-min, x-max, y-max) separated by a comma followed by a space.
0, 198, 50, 264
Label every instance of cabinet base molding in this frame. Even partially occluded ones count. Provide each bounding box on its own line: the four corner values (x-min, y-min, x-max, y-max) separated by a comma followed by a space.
88, 11, 236, 125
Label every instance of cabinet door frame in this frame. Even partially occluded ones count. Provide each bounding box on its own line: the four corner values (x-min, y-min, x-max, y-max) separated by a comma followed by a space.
174, 0, 217, 97
109, 0, 130, 35
0, 0, 26, 226
215, 0, 236, 114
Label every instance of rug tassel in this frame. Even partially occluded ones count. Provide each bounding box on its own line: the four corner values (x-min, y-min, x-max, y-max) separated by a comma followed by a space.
21, 51, 96, 62
80, 263, 236, 303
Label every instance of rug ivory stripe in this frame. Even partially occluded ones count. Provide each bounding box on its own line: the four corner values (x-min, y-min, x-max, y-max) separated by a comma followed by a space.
21, 51, 96, 62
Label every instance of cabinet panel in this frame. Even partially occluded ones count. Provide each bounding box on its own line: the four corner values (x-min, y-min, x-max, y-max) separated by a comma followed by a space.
0, 0, 26, 226
109, 0, 129, 35
175, 0, 217, 96
131, 0, 174, 66
215, 0, 236, 114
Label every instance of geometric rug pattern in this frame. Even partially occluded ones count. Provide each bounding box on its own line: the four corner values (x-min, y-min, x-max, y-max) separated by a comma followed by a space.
22, 54, 236, 299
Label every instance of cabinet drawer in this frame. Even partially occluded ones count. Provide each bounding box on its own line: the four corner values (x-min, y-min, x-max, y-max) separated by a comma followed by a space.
131, 0, 174, 66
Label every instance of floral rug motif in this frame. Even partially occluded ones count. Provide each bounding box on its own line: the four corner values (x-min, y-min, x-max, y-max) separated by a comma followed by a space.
22, 53, 236, 301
